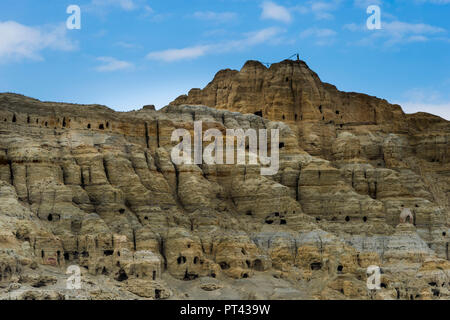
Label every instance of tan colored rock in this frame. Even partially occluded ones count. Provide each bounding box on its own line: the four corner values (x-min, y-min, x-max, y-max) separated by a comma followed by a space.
0, 58, 448, 300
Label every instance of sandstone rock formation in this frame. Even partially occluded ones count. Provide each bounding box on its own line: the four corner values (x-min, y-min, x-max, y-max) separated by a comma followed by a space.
0, 59, 448, 300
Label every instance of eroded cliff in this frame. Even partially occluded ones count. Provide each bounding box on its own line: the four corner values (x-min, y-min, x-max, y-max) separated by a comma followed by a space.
0, 59, 449, 300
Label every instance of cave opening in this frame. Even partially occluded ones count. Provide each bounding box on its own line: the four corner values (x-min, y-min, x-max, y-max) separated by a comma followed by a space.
183, 270, 198, 281
253, 259, 263, 271
310, 262, 322, 270
117, 269, 128, 282
446, 243, 449, 260
104, 250, 114, 256
177, 256, 187, 264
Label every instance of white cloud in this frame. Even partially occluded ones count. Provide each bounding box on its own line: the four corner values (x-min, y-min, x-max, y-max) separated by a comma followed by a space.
143, 5, 154, 14
192, 11, 237, 23
203, 29, 228, 37
402, 87, 444, 103
343, 23, 362, 32
293, 0, 341, 20
395, 87, 450, 120
406, 35, 428, 42
384, 21, 445, 34
344, 19, 446, 46
310, 1, 337, 19
414, 0, 450, 4
95, 57, 134, 72
146, 45, 211, 62
0, 21, 76, 62
301, 28, 337, 38
85, 1, 170, 22
300, 27, 337, 45
141, 5, 171, 22
243, 27, 284, 45
261, 1, 292, 23
354, 0, 382, 8
382, 21, 445, 45
115, 41, 141, 49
397, 101, 450, 120
88, 0, 139, 11
146, 27, 284, 62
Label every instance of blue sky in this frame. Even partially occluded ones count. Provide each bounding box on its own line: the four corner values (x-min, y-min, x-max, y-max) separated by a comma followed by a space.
0, 0, 449, 119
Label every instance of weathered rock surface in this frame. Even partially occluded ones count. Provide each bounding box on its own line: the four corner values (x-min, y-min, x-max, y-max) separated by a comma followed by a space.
0, 59, 448, 300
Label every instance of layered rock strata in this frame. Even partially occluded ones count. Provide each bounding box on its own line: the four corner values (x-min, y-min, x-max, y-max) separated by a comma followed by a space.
0, 59, 448, 300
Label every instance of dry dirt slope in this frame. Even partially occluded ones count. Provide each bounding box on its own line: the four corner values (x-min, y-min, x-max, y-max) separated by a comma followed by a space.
0, 59, 448, 300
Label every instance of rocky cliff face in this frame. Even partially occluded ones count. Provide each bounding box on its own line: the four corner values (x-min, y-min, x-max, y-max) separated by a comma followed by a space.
0, 60, 449, 300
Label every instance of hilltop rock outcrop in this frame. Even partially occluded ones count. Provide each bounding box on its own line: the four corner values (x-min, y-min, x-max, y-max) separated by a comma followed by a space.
0, 59, 448, 300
